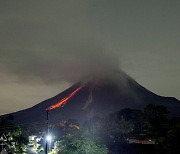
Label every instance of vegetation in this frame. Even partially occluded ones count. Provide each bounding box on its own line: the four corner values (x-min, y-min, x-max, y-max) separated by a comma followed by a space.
50, 118, 108, 154
0, 115, 28, 154
6, 127, 28, 153
49, 134, 108, 154
143, 104, 180, 154
0, 104, 180, 154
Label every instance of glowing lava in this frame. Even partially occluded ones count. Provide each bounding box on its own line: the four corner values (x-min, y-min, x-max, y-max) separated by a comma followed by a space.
47, 86, 82, 111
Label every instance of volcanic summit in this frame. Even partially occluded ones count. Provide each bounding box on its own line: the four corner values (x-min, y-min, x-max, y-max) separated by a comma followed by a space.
4, 71, 180, 124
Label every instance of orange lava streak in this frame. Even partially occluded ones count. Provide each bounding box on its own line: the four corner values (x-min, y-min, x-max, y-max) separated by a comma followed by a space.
47, 86, 82, 110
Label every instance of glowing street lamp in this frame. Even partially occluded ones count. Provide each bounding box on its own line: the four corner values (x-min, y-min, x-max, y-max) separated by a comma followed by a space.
46, 134, 52, 143
45, 133, 53, 154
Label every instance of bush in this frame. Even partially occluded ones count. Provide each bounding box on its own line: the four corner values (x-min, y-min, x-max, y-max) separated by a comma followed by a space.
50, 134, 108, 154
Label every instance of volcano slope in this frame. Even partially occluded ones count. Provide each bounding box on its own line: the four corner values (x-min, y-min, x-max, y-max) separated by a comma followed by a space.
3, 72, 180, 125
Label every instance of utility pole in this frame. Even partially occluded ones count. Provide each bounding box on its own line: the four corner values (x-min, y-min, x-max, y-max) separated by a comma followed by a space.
45, 110, 49, 154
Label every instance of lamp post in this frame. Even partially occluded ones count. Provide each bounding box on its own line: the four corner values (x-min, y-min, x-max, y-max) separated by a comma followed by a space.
45, 110, 54, 153
45, 134, 52, 154
45, 110, 49, 154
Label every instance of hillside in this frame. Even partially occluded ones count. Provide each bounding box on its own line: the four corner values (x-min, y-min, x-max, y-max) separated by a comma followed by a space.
2, 71, 180, 125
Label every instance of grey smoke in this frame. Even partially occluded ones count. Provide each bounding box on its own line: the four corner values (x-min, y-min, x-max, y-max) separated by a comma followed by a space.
0, 0, 119, 84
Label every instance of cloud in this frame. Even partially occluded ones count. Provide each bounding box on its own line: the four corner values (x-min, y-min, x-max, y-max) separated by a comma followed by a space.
0, 0, 119, 84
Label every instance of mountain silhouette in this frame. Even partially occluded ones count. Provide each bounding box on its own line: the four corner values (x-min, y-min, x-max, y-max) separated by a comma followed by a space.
2, 71, 180, 125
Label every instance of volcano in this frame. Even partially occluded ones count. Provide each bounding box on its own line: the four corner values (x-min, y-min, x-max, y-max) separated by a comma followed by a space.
2, 71, 180, 125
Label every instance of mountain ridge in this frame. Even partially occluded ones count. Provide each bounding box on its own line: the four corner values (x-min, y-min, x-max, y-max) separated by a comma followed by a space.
1, 71, 180, 124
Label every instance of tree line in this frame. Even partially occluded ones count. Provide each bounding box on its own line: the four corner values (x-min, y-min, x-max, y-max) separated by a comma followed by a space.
0, 104, 180, 154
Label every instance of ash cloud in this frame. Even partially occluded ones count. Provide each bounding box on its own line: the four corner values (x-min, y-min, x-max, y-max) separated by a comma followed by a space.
0, 40, 119, 84
0, 0, 119, 84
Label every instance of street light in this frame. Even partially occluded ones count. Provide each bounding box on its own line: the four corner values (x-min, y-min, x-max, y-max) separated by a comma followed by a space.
45, 133, 53, 154
46, 134, 52, 143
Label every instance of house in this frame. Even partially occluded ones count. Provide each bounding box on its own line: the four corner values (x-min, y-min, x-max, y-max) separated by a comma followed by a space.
127, 134, 155, 144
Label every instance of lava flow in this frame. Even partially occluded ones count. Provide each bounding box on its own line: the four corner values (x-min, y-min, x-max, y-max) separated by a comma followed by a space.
47, 86, 82, 111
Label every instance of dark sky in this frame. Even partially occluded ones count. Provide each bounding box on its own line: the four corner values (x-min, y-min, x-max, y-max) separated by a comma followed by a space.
0, 0, 180, 114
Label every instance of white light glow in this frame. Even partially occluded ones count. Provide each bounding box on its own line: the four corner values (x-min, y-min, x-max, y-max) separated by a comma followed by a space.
46, 134, 52, 142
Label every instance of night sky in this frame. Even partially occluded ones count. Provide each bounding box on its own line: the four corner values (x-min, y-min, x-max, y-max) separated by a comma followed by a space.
0, 0, 180, 114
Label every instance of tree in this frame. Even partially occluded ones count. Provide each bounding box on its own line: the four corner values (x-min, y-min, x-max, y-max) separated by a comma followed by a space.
110, 115, 134, 140
49, 134, 108, 154
116, 108, 144, 133
0, 114, 14, 129
82, 116, 105, 141
143, 104, 180, 154
6, 127, 28, 154
144, 104, 169, 137
0, 115, 28, 154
